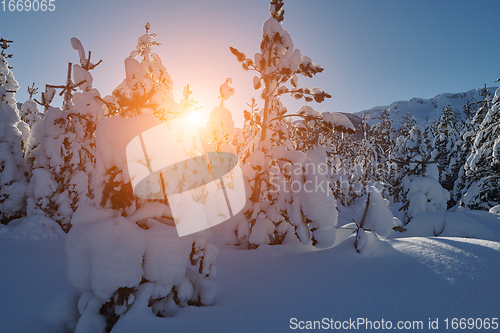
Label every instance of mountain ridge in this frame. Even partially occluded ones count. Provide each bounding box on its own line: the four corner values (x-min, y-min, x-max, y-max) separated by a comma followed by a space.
349, 86, 499, 127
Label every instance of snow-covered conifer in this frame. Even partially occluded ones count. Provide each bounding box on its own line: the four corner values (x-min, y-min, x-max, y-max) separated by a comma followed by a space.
97, 24, 183, 215
25, 38, 104, 231
369, 109, 396, 201
353, 187, 400, 255
205, 79, 235, 152
19, 83, 41, 127
65, 27, 218, 331
324, 127, 357, 207
433, 105, 461, 196
67, 203, 218, 332
371, 109, 395, 155
391, 115, 449, 223
227, 0, 354, 249
458, 85, 500, 210
236, 97, 261, 154
107, 23, 179, 120
0, 38, 29, 224
179, 84, 198, 113
389, 113, 419, 203
452, 85, 491, 205
351, 114, 386, 199
327, 114, 384, 207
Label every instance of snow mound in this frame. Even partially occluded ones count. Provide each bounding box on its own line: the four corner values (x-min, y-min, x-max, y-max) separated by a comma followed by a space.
355, 189, 394, 238
489, 205, 500, 214
1, 232, 500, 332
111, 236, 500, 332
0, 216, 65, 240
65, 216, 146, 300
407, 176, 449, 219
402, 211, 500, 241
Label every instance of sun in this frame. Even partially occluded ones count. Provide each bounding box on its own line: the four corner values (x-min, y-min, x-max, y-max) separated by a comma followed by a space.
184, 109, 208, 128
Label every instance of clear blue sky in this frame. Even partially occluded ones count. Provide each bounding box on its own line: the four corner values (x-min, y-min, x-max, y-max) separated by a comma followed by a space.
2, 0, 499, 126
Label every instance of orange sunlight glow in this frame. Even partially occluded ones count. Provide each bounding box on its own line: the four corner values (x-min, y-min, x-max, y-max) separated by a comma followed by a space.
184, 110, 206, 128
177, 89, 214, 128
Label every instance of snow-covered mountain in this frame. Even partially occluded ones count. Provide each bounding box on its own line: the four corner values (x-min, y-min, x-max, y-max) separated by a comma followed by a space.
234, 86, 497, 135
353, 86, 499, 127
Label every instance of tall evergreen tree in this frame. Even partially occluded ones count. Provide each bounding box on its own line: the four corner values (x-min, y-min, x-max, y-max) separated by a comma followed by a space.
389, 113, 418, 203
458, 86, 500, 210
357, 113, 388, 192
370, 109, 396, 201
391, 115, 448, 223
453, 85, 492, 206
0, 38, 29, 224
331, 113, 386, 206
371, 109, 395, 156
25, 38, 104, 231
69, 26, 219, 332
227, 0, 353, 249
434, 105, 462, 198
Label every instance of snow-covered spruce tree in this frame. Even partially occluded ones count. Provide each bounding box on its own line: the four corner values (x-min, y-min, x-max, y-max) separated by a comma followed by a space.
95, 23, 184, 214
104, 22, 178, 120
288, 106, 355, 208
453, 85, 492, 207
205, 78, 235, 152
288, 106, 353, 153
389, 113, 419, 204
349, 113, 387, 200
390, 115, 438, 203
24, 85, 56, 170
65, 25, 218, 332
0, 39, 31, 154
458, 86, 500, 210
323, 127, 356, 207
17, 84, 41, 158
352, 187, 401, 255
371, 109, 395, 156
369, 109, 396, 201
235, 97, 261, 154
0, 37, 29, 224
19, 83, 42, 127
323, 114, 384, 208
451, 104, 475, 204
433, 105, 461, 196
227, 0, 354, 249
25, 38, 104, 232
96, 23, 183, 215
470, 84, 491, 130
67, 205, 218, 333
391, 119, 449, 224
179, 84, 199, 116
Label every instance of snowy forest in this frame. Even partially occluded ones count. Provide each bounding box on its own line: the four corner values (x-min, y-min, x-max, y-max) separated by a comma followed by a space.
1, 1, 500, 332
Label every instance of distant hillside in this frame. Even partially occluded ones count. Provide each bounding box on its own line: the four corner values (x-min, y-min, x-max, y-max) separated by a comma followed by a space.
233, 86, 499, 138
353, 87, 499, 127
338, 112, 362, 129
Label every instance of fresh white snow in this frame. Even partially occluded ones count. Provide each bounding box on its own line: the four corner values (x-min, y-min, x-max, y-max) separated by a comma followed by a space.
1, 222, 500, 332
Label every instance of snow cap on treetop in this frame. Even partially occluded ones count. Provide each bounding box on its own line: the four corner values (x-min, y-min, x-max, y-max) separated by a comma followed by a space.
71, 38, 85, 64
70, 37, 101, 70
219, 77, 234, 106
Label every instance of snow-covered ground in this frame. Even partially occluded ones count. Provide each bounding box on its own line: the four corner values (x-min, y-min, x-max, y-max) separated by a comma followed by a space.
1, 211, 500, 332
